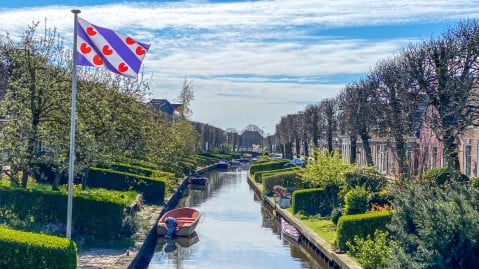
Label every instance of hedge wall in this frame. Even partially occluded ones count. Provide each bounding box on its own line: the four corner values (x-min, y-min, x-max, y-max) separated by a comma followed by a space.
254, 166, 300, 183
336, 210, 392, 251
0, 186, 134, 242
88, 167, 166, 203
0, 227, 77, 269
249, 160, 290, 175
292, 187, 339, 216
262, 170, 304, 195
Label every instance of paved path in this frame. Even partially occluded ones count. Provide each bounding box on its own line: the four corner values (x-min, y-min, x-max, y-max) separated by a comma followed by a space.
77, 205, 162, 269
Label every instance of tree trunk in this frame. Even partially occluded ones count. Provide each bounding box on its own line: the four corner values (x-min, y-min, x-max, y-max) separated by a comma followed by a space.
350, 135, 357, 164
395, 135, 410, 180
359, 130, 374, 166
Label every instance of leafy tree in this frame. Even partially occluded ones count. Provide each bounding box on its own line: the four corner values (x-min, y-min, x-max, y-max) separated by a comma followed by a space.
302, 148, 352, 188
0, 22, 71, 187
347, 230, 391, 269
387, 182, 479, 268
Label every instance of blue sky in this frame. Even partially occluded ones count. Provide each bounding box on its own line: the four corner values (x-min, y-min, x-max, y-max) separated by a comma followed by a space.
1, 0, 479, 134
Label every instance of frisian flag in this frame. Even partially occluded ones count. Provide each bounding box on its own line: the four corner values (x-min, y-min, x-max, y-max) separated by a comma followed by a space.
76, 17, 150, 78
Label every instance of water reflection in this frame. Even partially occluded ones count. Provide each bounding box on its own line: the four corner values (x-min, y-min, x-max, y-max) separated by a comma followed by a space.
148, 166, 330, 269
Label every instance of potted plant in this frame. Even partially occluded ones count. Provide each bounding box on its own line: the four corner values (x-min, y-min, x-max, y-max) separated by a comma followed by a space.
273, 185, 291, 208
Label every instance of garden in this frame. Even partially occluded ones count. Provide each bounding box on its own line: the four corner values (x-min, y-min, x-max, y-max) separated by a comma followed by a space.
251, 149, 479, 269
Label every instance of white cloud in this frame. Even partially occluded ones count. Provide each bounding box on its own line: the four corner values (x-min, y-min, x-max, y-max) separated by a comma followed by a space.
0, 0, 478, 134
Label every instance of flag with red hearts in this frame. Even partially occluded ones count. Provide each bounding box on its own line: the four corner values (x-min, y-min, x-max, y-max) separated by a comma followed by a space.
76, 17, 150, 78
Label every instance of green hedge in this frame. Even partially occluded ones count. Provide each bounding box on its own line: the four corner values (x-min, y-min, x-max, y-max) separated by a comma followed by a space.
336, 210, 392, 251
249, 160, 290, 175
0, 227, 77, 269
262, 170, 304, 195
88, 167, 166, 203
254, 167, 300, 183
0, 186, 134, 242
292, 187, 339, 216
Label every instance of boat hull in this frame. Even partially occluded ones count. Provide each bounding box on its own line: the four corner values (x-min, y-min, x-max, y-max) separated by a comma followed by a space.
281, 217, 300, 241
187, 174, 209, 185
157, 207, 201, 237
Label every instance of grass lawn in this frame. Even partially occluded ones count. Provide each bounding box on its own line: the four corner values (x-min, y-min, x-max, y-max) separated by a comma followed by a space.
286, 208, 337, 245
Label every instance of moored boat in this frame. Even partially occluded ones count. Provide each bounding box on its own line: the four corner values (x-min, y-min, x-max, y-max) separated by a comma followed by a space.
157, 207, 201, 237
281, 217, 300, 241
216, 159, 230, 169
187, 172, 209, 185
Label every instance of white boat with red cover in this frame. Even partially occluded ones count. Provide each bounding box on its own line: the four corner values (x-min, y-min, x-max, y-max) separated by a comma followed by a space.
157, 207, 201, 237
281, 217, 300, 241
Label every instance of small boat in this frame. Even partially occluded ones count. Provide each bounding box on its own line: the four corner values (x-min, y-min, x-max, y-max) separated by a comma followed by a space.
230, 159, 241, 167
281, 217, 300, 241
157, 207, 201, 237
187, 172, 209, 185
216, 159, 230, 169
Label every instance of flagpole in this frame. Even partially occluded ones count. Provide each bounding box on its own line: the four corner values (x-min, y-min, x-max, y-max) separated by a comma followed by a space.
67, 9, 81, 240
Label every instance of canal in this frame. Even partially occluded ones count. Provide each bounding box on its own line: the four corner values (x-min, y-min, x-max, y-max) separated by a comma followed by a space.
148, 165, 331, 269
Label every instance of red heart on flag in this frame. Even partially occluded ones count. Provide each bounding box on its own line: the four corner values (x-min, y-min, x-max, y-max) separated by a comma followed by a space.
93, 55, 103, 65
118, 62, 128, 73
102, 45, 113, 55
125, 37, 136, 45
80, 43, 91, 54
86, 26, 97, 36
136, 46, 146, 56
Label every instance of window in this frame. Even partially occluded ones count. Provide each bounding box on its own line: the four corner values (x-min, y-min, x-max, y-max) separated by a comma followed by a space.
431, 147, 438, 169
465, 144, 472, 177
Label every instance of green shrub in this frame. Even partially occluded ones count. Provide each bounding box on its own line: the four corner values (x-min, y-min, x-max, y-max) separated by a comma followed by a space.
331, 207, 343, 225
344, 165, 387, 192
249, 160, 290, 175
262, 170, 304, 195
344, 186, 369, 215
0, 185, 136, 242
292, 187, 339, 216
336, 210, 392, 251
0, 227, 77, 269
88, 167, 166, 203
472, 177, 479, 189
347, 230, 391, 269
421, 167, 469, 185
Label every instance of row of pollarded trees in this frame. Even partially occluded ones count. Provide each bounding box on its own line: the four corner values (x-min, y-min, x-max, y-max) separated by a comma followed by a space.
0, 22, 200, 188
275, 20, 479, 180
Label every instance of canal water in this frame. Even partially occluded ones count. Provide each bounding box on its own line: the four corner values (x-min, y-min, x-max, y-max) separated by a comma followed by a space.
148, 165, 331, 269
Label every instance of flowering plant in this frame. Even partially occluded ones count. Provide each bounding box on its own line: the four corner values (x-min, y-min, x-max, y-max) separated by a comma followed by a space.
273, 185, 287, 198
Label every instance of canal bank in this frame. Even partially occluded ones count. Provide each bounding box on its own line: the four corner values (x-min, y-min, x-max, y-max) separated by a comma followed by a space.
77, 166, 217, 269
246, 174, 362, 269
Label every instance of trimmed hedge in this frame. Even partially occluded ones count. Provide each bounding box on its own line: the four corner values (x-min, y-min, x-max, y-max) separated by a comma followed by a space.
254, 166, 300, 183
0, 227, 77, 269
262, 170, 304, 195
0, 185, 134, 242
88, 167, 166, 203
249, 160, 290, 175
336, 210, 392, 251
292, 187, 339, 216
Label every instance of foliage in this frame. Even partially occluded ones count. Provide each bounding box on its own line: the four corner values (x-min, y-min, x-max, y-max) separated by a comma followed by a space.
344, 186, 370, 215
0, 227, 77, 269
88, 167, 166, 203
336, 210, 392, 251
249, 159, 290, 175
292, 187, 339, 216
347, 230, 391, 269
262, 170, 304, 196
331, 207, 343, 225
387, 182, 479, 268
344, 165, 387, 192
302, 148, 352, 188
0, 183, 137, 244
421, 167, 469, 185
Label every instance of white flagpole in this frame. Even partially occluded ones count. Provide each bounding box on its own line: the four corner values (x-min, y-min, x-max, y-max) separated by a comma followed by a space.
67, 9, 81, 240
